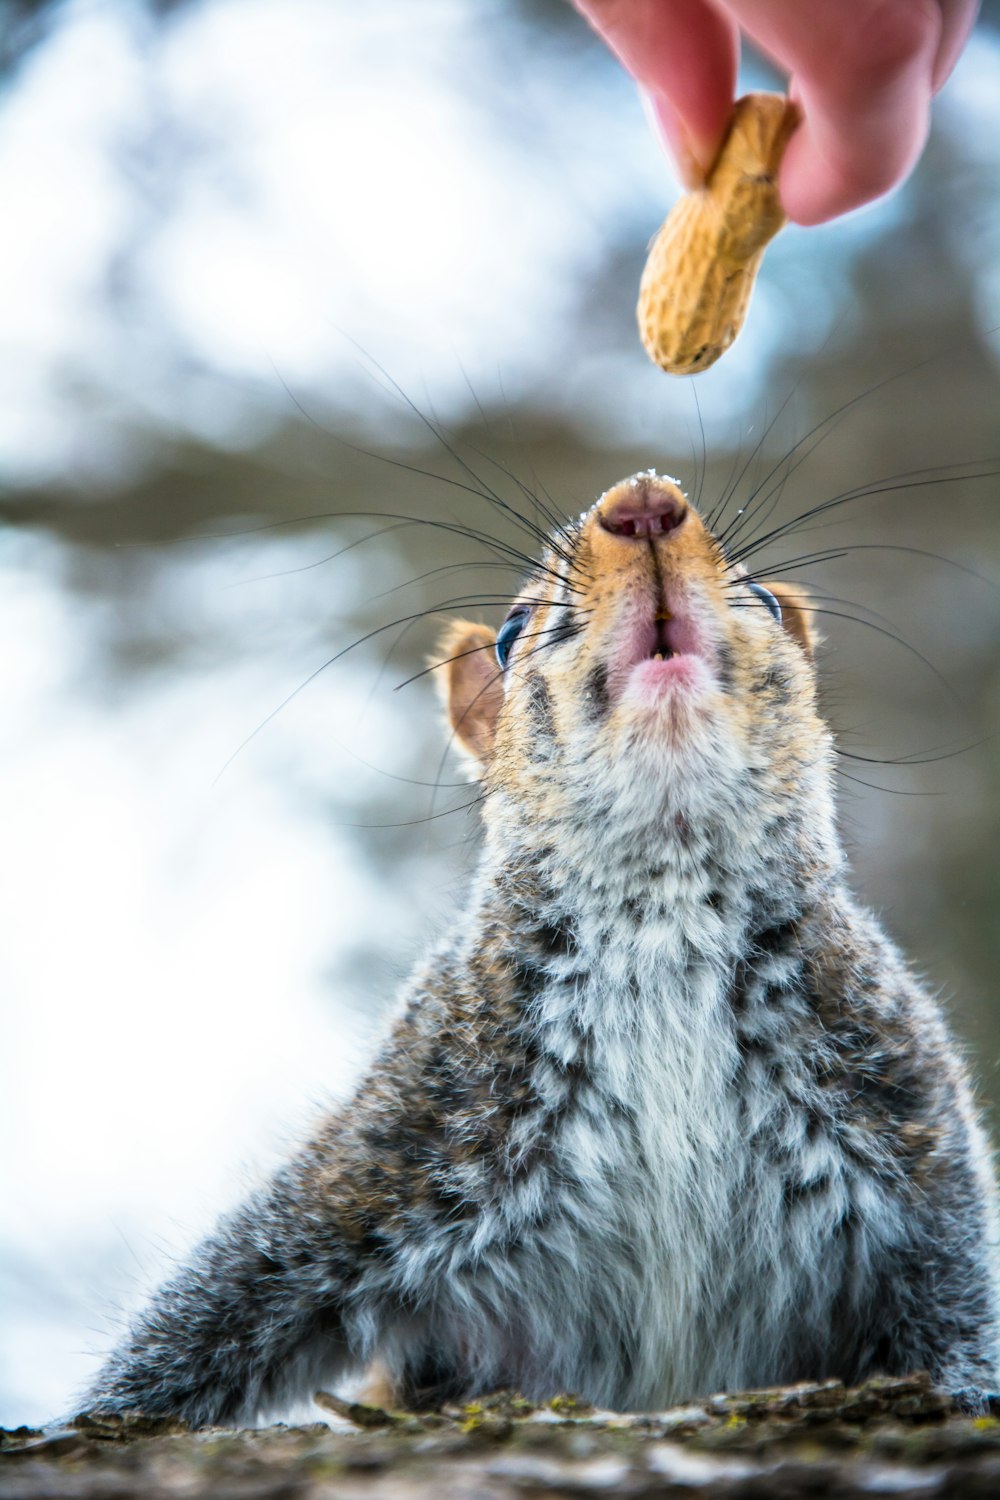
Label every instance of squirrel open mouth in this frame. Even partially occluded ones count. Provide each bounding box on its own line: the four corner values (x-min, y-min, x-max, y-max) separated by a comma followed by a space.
612, 597, 710, 704
650, 609, 680, 663
649, 612, 675, 660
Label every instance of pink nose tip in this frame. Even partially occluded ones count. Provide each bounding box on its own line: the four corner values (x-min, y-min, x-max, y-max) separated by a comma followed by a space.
599, 484, 688, 539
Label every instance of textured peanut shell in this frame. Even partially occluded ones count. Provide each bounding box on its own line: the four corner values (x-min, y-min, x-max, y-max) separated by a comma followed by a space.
638, 93, 799, 376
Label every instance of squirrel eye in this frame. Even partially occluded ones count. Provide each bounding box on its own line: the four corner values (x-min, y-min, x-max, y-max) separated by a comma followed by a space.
747, 581, 782, 623
495, 606, 530, 670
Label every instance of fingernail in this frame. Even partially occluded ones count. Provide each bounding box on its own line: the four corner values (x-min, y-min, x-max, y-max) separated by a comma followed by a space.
641, 89, 714, 189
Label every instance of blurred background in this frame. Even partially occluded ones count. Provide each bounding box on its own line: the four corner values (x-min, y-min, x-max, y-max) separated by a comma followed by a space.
1, 0, 999, 1428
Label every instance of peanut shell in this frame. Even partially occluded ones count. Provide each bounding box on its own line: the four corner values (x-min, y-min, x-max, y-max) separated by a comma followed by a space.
638, 93, 799, 376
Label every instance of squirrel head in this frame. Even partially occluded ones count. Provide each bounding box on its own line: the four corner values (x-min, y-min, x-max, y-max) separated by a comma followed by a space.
437, 472, 833, 864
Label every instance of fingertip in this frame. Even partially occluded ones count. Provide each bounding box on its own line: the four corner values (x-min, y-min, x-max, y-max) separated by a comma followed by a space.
777, 87, 932, 226
729, 0, 947, 223
642, 88, 715, 187
778, 142, 888, 226
776, 126, 855, 225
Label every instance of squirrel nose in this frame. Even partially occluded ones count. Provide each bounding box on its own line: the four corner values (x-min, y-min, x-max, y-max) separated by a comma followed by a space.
598, 479, 688, 539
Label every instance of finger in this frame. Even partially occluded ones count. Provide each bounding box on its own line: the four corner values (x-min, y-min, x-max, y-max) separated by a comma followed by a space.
571, 0, 739, 183
728, 0, 946, 224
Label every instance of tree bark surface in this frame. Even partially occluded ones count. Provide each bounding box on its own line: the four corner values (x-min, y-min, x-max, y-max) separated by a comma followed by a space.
4, 1373, 1000, 1498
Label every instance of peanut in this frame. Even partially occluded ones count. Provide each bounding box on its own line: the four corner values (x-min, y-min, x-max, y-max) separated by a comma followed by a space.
637, 93, 799, 376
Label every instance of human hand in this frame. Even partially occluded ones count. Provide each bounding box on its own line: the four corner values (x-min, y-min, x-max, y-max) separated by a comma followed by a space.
572, 0, 979, 224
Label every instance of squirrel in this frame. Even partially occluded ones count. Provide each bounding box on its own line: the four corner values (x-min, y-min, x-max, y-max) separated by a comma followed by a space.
81, 470, 1000, 1424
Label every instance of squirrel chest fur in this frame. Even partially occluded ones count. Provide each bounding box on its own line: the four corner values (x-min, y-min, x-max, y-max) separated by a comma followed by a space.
84, 471, 1000, 1425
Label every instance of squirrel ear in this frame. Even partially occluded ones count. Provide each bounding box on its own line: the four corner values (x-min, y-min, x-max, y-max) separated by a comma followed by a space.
436, 621, 504, 765
764, 582, 817, 658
